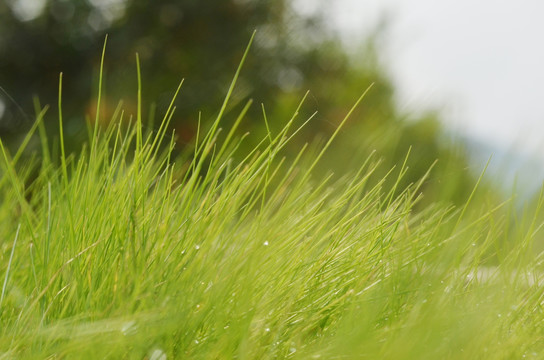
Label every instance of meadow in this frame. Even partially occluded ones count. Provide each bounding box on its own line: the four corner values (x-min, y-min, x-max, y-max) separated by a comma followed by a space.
1, 38, 544, 359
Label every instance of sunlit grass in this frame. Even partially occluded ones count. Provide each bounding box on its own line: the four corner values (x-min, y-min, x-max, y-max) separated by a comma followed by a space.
0, 37, 544, 359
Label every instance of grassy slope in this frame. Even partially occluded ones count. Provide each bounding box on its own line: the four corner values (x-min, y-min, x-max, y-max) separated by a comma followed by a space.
1, 41, 544, 359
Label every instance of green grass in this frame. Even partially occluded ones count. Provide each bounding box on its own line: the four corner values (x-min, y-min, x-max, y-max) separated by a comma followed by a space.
1, 39, 544, 359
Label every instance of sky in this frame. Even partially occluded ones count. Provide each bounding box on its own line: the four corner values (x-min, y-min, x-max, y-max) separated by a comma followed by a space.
296, 0, 544, 160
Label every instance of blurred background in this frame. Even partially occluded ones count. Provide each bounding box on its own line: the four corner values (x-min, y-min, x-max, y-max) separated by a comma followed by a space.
0, 0, 541, 203
325, 0, 544, 198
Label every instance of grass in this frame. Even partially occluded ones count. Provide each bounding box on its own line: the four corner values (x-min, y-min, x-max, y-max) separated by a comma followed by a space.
1, 38, 544, 359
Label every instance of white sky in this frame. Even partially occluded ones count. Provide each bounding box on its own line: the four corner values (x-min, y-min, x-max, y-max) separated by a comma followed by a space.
299, 0, 544, 158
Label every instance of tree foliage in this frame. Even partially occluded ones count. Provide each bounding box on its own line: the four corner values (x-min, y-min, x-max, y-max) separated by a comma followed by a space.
0, 0, 480, 204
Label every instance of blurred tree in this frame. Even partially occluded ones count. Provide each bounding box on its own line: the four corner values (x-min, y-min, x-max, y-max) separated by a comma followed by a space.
0, 0, 483, 205
0, 0, 330, 138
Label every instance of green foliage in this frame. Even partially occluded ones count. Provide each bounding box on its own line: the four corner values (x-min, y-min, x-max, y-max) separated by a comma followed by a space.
0, 1, 481, 207
0, 46, 543, 359
0, 0, 325, 135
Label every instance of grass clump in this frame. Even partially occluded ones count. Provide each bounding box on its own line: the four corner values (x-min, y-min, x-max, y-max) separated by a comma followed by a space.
1, 40, 544, 359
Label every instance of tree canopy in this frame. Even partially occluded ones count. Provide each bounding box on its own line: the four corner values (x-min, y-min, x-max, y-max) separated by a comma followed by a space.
0, 0, 480, 204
